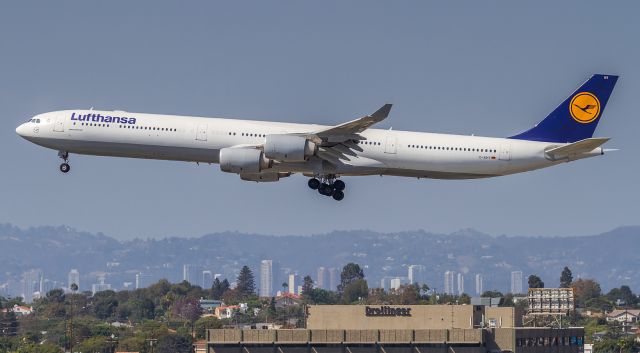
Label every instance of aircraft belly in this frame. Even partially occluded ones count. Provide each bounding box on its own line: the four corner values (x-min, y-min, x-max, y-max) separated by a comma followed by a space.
25, 136, 219, 163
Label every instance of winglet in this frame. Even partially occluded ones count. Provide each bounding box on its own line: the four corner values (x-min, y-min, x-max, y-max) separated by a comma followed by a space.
371, 104, 393, 120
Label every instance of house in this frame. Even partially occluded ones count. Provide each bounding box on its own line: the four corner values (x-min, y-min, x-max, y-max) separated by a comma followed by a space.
199, 299, 223, 314
606, 309, 640, 324
275, 293, 301, 308
0, 305, 33, 316
215, 305, 239, 319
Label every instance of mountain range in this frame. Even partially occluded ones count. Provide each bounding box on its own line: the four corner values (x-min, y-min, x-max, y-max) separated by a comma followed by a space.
0, 223, 638, 297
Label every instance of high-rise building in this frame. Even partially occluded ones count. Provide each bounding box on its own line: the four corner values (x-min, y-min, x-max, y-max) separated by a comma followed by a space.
328, 268, 338, 291
183, 264, 201, 284
68, 269, 80, 292
288, 273, 296, 294
91, 275, 112, 295
475, 274, 483, 295
316, 267, 328, 290
444, 271, 455, 295
22, 269, 42, 303
408, 265, 426, 285
390, 277, 402, 291
202, 270, 214, 289
135, 273, 154, 289
511, 271, 523, 294
260, 260, 273, 297
457, 273, 465, 295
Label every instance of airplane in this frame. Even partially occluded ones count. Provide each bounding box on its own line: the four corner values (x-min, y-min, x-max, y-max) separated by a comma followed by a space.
16, 74, 618, 201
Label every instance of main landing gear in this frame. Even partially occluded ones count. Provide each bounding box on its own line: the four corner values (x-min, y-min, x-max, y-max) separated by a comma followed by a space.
58, 151, 71, 173
308, 176, 346, 201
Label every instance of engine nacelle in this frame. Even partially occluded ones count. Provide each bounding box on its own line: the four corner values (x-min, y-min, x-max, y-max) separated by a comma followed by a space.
264, 135, 316, 162
240, 172, 291, 182
219, 148, 271, 174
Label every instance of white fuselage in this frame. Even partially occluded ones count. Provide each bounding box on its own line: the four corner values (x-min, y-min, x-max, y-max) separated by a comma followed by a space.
16, 110, 602, 179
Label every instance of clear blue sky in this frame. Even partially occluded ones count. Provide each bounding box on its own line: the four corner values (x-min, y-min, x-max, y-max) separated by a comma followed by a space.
1, 1, 638, 239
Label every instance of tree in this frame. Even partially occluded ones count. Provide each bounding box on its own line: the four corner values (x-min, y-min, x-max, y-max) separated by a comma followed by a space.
341, 279, 368, 303
0, 306, 18, 337
395, 284, 421, 305
76, 336, 112, 353
607, 285, 637, 306
92, 290, 119, 319
481, 290, 504, 298
282, 282, 289, 293
306, 288, 339, 304
195, 316, 222, 339
572, 278, 602, 308
172, 297, 203, 325
156, 333, 193, 353
560, 266, 573, 288
236, 266, 256, 298
338, 263, 365, 293
211, 278, 230, 300
301, 276, 314, 296
528, 275, 545, 289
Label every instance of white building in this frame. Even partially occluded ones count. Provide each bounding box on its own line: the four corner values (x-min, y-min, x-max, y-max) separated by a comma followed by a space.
91, 275, 112, 295
316, 267, 328, 290
390, 277, 402, 291
606, 309, 640, 324
457, 273, 465, 295
22, 269, 42, 303
475, 274, 483, 295
135, 272, 154, 289
68, 269, 80, 292
288, 273, 296, 294
260, 260, 273, 297
444, 271, 455, 295
511, 271, 523, 294
408, 265, 426, 285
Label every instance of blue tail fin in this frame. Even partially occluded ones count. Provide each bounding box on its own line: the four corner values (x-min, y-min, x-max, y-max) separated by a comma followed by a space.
510, 74, 618, 143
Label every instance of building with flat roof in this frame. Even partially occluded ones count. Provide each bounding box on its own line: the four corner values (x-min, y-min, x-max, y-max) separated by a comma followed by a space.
207, 327, 584, 353
207, 304, 582, 353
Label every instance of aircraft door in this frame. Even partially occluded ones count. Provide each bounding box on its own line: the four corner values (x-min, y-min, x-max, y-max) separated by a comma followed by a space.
196, 124, 207, 141
499, 144, 511, 161
53, 119, 65, 132
384, 134, 397, 154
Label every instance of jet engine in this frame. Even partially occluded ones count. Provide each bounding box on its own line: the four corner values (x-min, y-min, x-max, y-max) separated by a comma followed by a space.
264, 135, 316, 162
219, 148, 272, 174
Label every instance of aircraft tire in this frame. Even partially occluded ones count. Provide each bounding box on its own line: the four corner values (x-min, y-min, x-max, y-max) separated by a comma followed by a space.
60, 163, 71, 173
308, 178, 320, 190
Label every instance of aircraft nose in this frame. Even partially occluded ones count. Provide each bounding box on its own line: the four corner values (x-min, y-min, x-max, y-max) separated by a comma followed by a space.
16, 123, 26, 136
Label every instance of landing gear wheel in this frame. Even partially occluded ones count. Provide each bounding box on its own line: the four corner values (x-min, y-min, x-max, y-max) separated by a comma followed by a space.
318, 183, 334, 196
60, 163, 71, 173
308, 178, 320, 190
332, 190, 344, 201
333, 179, 346, 191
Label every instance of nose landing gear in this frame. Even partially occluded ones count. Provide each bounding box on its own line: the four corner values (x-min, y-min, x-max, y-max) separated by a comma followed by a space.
58, 151, 71, 174
308, 175, 345, 201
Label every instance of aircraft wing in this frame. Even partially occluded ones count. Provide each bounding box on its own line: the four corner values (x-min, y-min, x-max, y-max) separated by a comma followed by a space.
301, 104, 392, 164
545, 137, 610, 160
312, 104, 392, 143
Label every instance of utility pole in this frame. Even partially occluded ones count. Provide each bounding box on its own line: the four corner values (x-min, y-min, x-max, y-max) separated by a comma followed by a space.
146, 338, 158, 353
69, 283, 78, 353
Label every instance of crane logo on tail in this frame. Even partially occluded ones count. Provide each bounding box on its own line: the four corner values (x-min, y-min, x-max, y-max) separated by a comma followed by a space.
570, 92, 600, 124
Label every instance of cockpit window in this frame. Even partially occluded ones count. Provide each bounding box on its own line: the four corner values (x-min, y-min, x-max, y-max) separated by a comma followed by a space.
35, 119, 40, 123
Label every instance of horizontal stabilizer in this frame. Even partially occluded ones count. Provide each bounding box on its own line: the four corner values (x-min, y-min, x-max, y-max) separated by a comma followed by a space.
545, 137, 609, 160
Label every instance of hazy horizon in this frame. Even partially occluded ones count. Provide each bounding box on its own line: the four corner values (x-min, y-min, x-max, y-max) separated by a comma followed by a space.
2, 221, 638, 241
